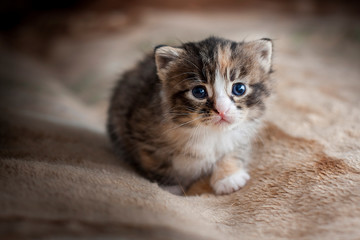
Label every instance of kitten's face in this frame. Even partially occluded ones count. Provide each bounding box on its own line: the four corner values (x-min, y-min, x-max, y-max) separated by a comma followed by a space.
155, 37, 273, 131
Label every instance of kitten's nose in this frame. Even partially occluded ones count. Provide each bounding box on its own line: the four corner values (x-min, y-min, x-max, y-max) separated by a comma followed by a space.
218, 111, 227, 119
215, 98, 230, 119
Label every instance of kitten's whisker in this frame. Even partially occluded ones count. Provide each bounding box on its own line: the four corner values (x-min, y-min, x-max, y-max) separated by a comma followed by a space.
165, 110, 197, 117
167, 106, 198, 112
168, 113, 192, 116
165, 117, 203, 132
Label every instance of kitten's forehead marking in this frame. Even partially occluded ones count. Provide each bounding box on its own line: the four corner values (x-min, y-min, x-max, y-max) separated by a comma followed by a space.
217, 43, 232, 79
213, 43, 232, 100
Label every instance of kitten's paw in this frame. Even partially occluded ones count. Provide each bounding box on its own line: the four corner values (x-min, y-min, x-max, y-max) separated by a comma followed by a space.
212, 169, 250, 195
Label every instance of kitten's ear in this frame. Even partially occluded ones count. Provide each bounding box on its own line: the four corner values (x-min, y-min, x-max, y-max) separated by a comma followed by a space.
154, 45, 184, 79
250, 38, 273, 73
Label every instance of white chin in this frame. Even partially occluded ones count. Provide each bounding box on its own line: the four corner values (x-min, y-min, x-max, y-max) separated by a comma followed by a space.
213, 121, 235, 131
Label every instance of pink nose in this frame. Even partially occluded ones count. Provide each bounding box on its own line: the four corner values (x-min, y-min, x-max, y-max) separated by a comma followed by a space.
215, 98, 230, 118
218, 111, 227, 119
216, 107, 230, 119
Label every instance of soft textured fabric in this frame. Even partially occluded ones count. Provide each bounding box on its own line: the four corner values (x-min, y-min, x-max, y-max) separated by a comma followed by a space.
1, 11, 359, 240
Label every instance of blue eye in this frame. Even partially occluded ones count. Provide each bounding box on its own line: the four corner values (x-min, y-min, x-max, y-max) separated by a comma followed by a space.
192, 86, 207, 99
232, 83, 246, 96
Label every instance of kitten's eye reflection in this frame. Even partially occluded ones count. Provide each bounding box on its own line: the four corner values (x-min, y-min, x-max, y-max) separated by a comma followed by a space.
232, 83, 246, 96
192, 86, 207, 99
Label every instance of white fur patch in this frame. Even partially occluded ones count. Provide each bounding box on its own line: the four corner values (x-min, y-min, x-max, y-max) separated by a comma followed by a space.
214, 69, 232, 112
214, 69, 227, 98
212, 169, 250, 195
171, 122, 257, 182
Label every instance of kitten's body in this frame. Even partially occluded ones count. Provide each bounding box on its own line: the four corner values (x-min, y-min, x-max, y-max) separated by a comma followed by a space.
108, 37, 273, 194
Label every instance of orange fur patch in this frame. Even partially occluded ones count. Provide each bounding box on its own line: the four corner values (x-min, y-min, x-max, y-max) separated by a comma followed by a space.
210, 155, 241, 186
186, 176, 213, 196
217, 44, 232, 78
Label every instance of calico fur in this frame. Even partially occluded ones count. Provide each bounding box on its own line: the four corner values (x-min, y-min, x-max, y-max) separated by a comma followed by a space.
107, 36, 273, 194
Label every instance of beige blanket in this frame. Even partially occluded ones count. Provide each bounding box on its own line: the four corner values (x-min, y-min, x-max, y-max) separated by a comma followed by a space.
1, 11, 360, 239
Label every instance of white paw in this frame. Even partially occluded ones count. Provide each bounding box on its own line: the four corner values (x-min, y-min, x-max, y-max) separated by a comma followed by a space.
213, 169, 250, 195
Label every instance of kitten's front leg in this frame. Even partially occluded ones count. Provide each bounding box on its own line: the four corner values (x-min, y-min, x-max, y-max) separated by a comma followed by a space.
210, 154, 250, 195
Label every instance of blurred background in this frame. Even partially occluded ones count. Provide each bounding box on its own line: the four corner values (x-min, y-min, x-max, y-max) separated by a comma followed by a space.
0, 0, 359, 130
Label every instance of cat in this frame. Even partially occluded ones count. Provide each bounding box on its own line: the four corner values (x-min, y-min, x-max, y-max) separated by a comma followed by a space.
107, 36, 273, 195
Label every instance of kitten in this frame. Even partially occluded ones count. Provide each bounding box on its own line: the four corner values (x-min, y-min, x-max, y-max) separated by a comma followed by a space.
107, 37, 273, 195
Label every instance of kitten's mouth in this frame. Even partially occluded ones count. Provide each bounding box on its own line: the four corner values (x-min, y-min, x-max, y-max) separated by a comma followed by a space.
213, 116, 232, 126
216, 118, 229, 124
